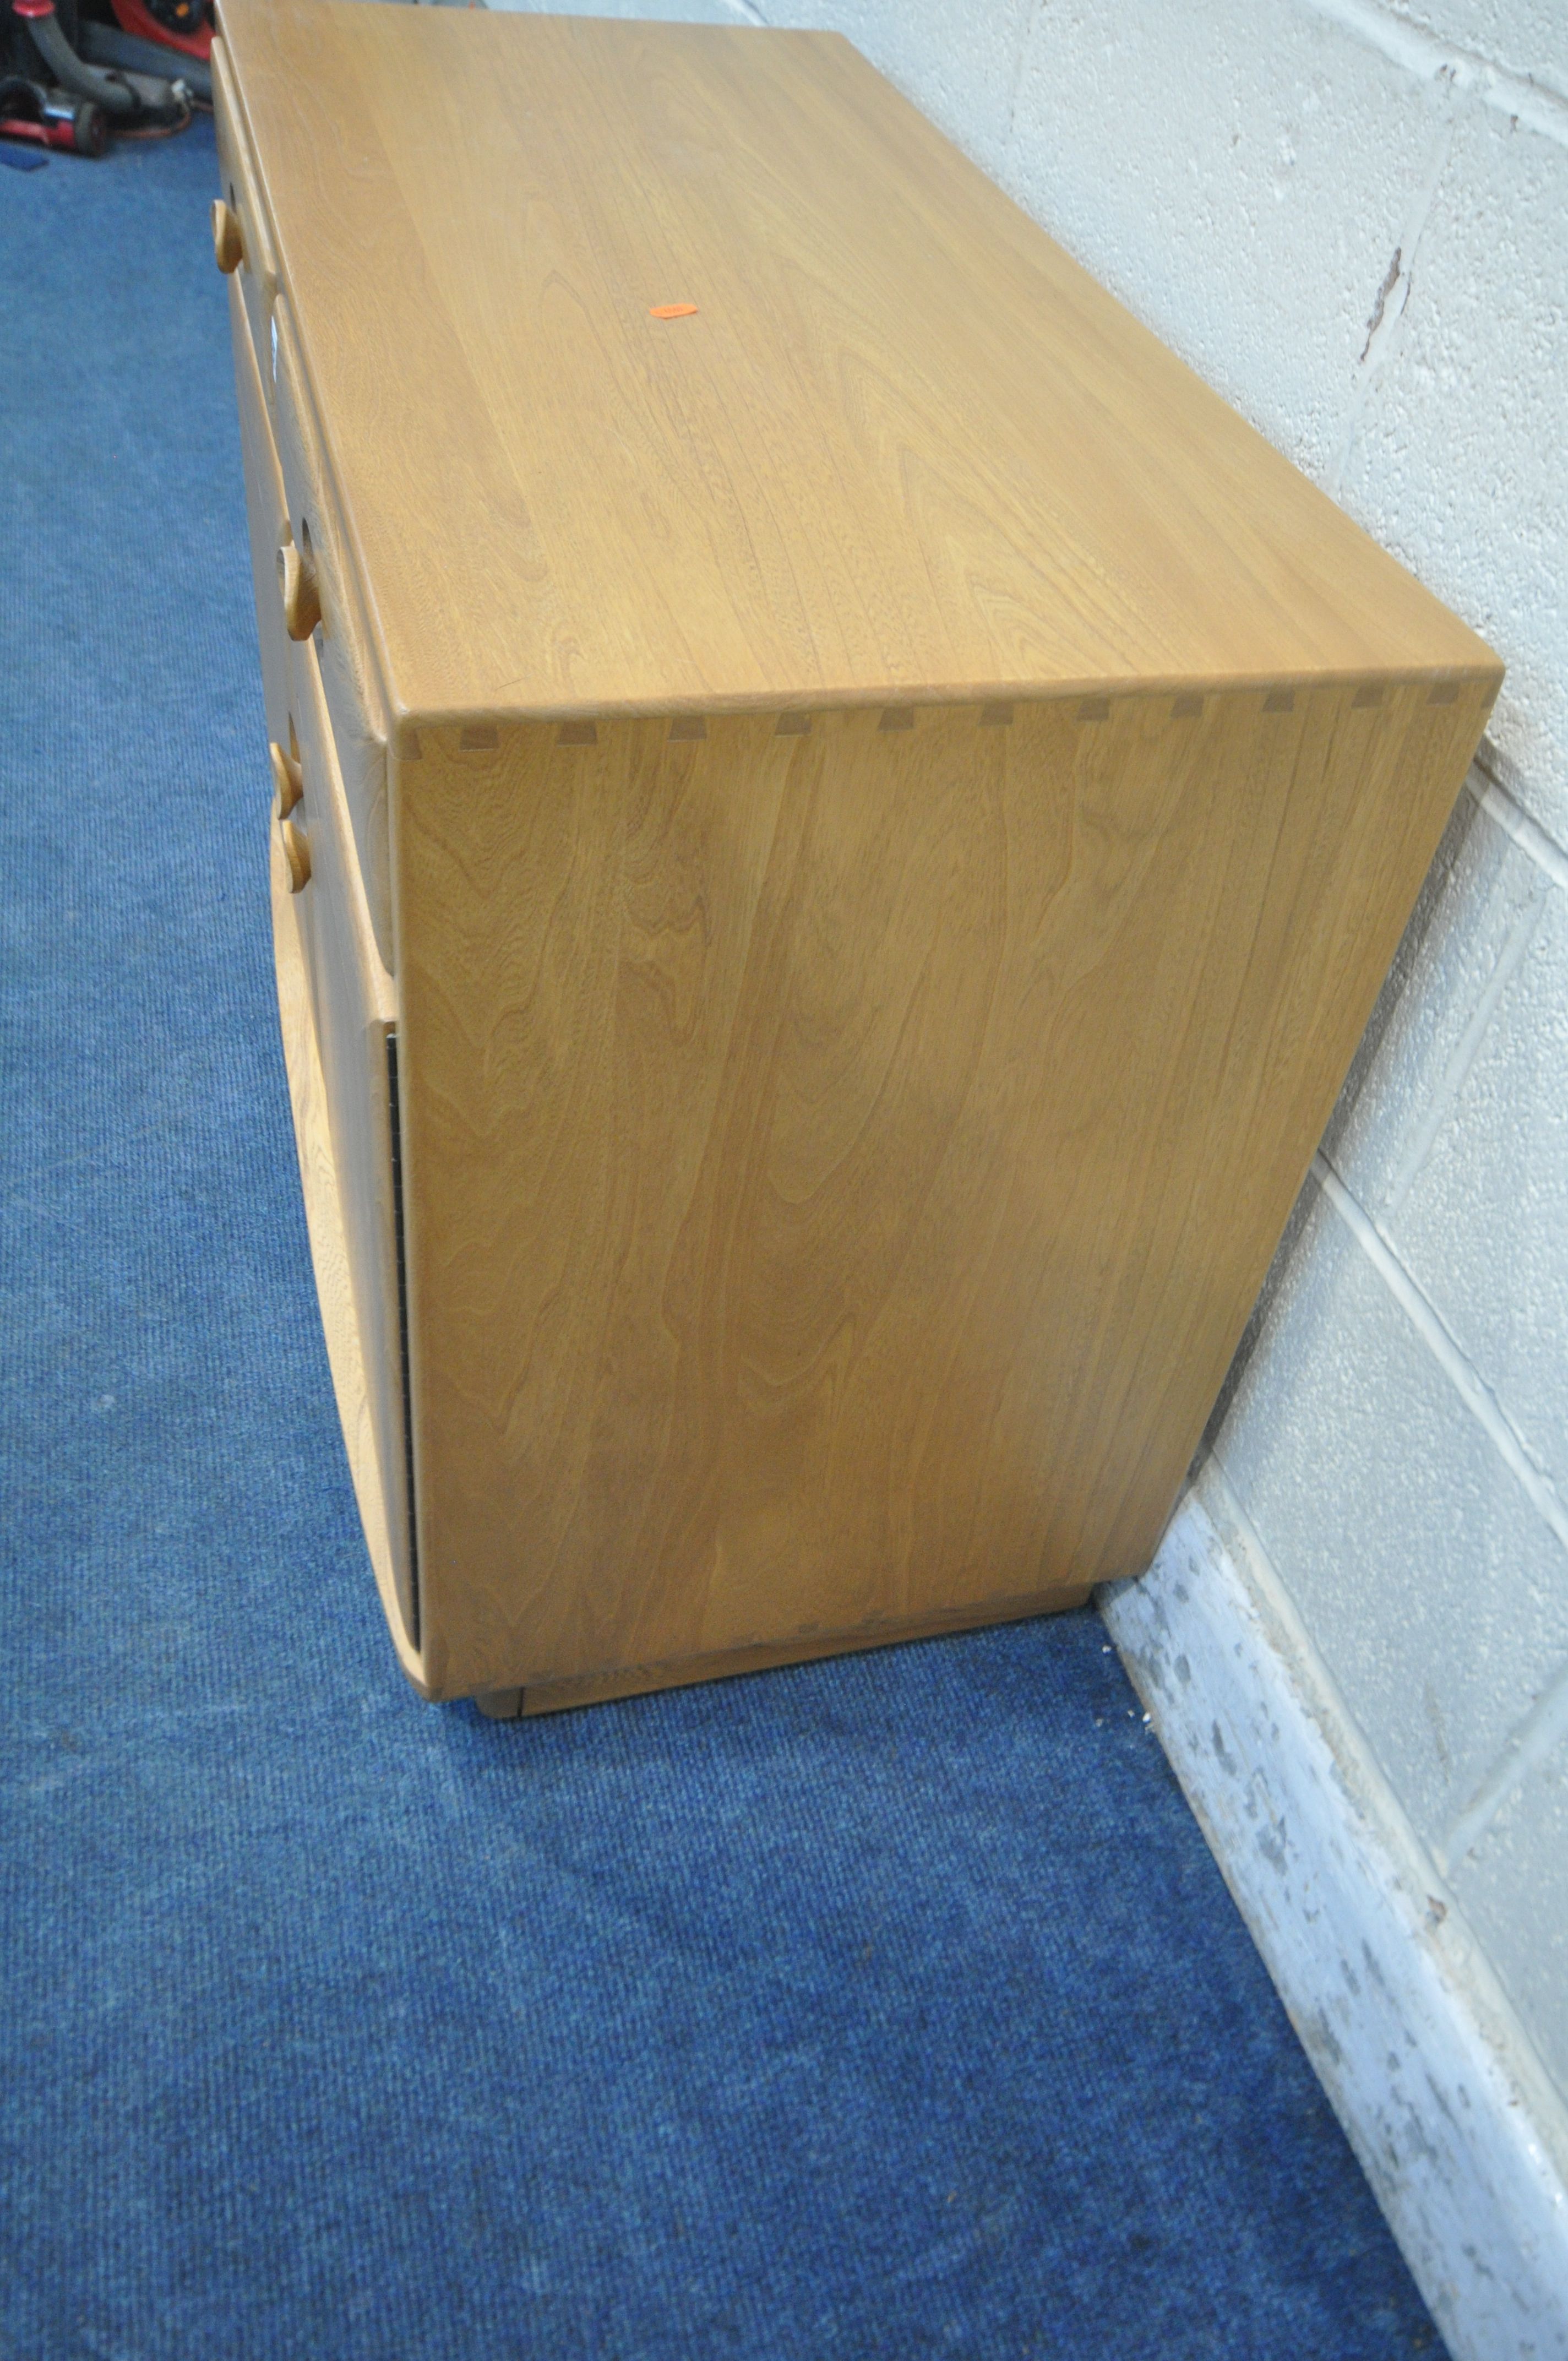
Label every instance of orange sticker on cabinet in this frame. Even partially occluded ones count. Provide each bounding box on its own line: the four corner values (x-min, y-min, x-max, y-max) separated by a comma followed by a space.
649, 303, 699, 319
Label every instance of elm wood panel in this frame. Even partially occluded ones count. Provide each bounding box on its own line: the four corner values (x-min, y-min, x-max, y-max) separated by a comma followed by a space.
1064, 677, 1498, 1584
215, 2, 592, 735
269, 294, 395, 971
211, 35, 277, 431
226, 274, 291, 753
393, 687, 1489, 1702
286, 634, 412, 1643
395, 708, 800, 1700
516, 1587, 1096, 1717
269, 813, 429, 1698
216, 0, 1500, 724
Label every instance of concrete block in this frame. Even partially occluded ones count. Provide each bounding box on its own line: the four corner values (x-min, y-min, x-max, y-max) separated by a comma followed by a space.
1214, 1179, 1568, 1849
998, 0, 1444, 483
1324, 787, 1550, 1215
1374, 0, 1568, 84
1377, 874, 1568, 1500
1338, 101, 1568, 839
1452, 1722, 1568, 2097
1109, 1490, 1568, 2358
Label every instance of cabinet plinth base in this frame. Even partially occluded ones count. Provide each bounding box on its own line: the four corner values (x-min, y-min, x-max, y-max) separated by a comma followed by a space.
509, 1588, 1095, 1718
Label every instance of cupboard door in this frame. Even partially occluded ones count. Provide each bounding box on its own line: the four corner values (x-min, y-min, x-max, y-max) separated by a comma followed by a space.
288, 635, 415, 1645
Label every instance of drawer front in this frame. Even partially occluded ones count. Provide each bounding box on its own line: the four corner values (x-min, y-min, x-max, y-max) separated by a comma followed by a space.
211, 36, 277, 429
227, 276, 292, 753
288, 635, 415, 1644
270, 296, 395, 975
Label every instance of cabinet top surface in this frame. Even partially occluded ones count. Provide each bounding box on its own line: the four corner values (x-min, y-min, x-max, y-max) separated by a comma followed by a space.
220, 0, 1497, 722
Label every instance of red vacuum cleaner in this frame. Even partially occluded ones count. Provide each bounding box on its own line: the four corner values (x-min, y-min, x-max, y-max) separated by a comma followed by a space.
0, 0, 208, 160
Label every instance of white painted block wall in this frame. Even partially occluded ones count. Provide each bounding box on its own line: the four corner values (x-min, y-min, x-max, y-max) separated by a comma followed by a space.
487, 0, 1568, 2178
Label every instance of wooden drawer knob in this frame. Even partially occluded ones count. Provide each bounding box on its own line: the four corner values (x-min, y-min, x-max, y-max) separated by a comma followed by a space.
280, 817, 311, 893
277, 538, 321, 641
211, 198, 244, 276
269, 739, 303, 817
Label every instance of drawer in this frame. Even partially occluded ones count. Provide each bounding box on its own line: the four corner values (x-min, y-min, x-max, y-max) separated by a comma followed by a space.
211, 36, 277, 429
270, 294, 395, 975
227, 276, 291, 752
286, 633, 416, 1645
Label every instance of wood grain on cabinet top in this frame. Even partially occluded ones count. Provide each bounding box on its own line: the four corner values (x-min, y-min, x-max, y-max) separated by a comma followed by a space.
217, 0, 1499, 725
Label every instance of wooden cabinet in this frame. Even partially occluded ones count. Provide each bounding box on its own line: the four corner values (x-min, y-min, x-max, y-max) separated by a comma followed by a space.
214, 0, 1500, 1715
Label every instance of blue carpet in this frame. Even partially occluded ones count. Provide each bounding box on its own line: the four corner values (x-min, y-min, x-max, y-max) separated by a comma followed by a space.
0, 116, 1446, 2361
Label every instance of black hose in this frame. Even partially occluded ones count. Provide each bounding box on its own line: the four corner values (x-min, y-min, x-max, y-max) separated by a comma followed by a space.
19, 4, 178, 118
79, 19, 210, 108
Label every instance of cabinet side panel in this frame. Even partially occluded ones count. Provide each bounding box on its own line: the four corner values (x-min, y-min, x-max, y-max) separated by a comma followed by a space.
398, 715, 797, 1691
398, 691, 1490, 1697
1048, 678, 1496, 1584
